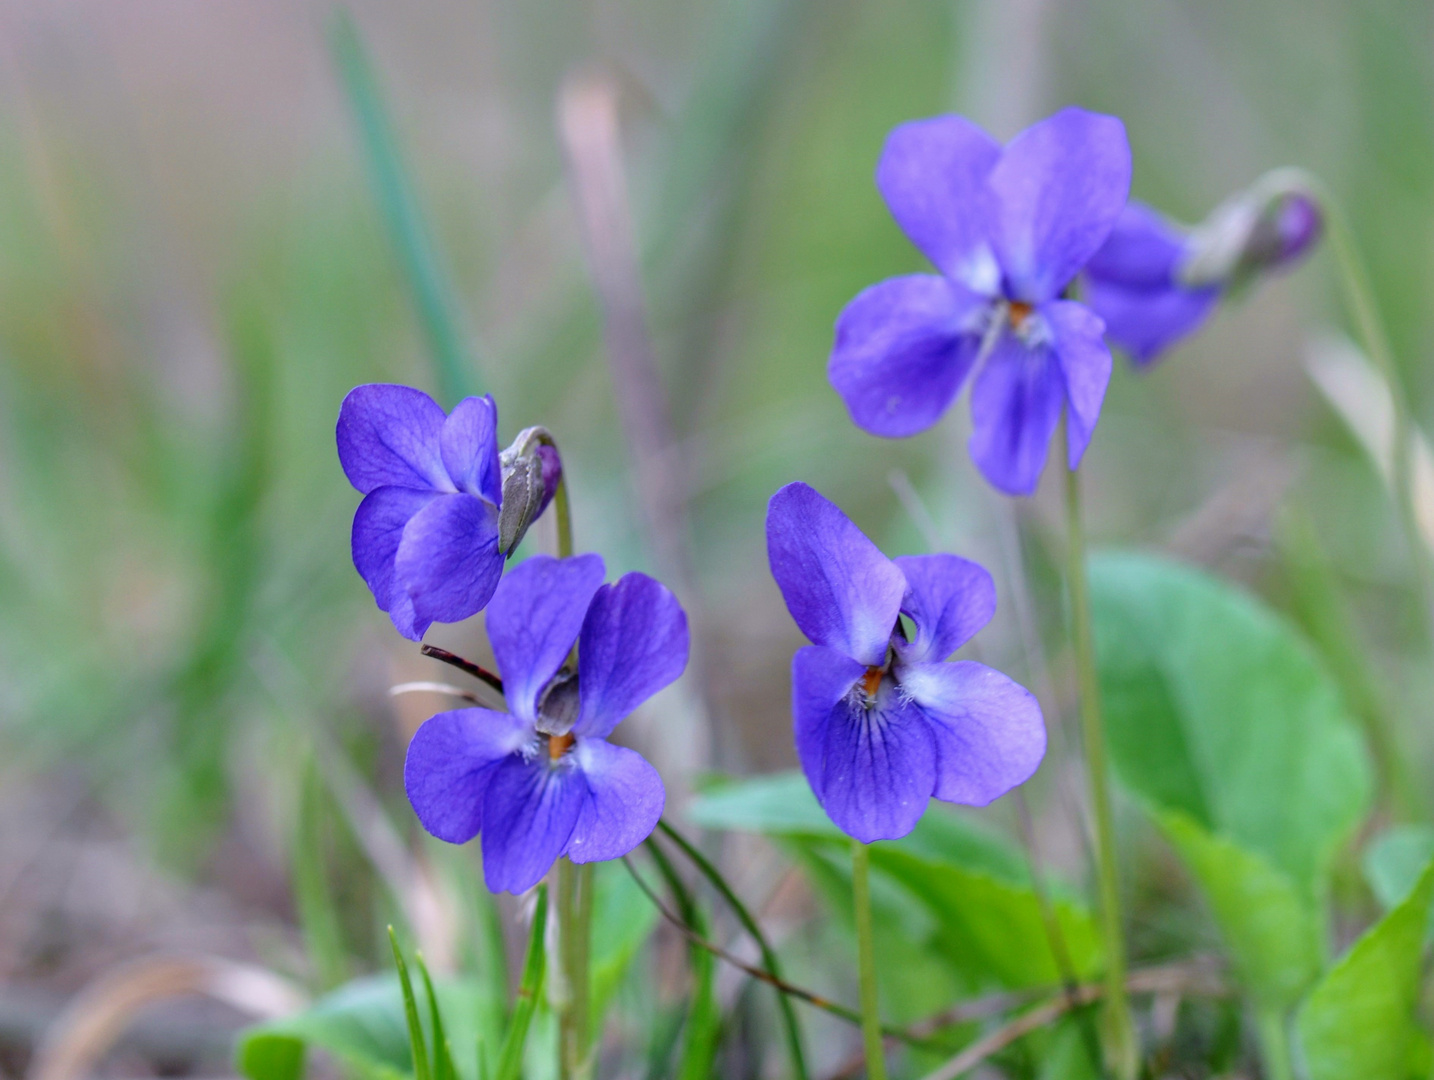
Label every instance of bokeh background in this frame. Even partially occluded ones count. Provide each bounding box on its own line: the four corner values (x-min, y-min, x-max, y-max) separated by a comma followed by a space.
1, 0, 1431, 1075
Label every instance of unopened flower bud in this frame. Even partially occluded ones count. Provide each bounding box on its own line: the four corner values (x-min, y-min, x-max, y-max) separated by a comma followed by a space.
498, 426, 563, 554
1179, 168, 1323, 290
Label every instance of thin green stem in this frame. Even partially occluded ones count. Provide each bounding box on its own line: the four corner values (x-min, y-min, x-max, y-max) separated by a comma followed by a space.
553, 474, 574, 560
1064, 463, 1138, 1080
554, 858, 592, 1080
1255, 1008, 1294, 1080
655, 822, 809, 1080
851, 839, 887, 1080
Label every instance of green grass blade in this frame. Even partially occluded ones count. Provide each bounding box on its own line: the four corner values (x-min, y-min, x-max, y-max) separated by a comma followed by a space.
388, 926, 433, 1080
415, 952, 457, 1080
293, 758, 350, 990
327, 7, 475, 406
494, 884, 548, 1080
657, 821, 808, 1080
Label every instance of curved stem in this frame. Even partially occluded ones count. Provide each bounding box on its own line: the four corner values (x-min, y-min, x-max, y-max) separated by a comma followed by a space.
553, 473, 574, 560
655, 823, 809, 1080
1065, 463, 1138, 1080
851, 839, 888, 1080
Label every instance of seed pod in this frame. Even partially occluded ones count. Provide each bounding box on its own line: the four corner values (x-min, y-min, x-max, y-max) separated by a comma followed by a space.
498, 426, 563, 554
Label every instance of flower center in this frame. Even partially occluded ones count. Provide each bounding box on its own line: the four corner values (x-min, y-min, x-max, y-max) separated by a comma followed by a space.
862, 666, 883, 699
548, 732, 576, 760
1008, 301, 1035, 332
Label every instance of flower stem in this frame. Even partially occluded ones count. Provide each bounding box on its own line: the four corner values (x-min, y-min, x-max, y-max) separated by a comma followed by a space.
554, 858, 593, 1080
851, 838, 888, 1080
1064, 464, 1138, 1080
547, 468, 588, 1078
553, 473, 574, 560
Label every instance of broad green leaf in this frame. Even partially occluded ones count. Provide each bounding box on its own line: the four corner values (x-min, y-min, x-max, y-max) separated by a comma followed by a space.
1296, 858, 1434, 1080
1362, 825, 1434, 910
1090, 552, 1372, 890
689, 771, 1100, 990
236, 976, 495, 1080
688, 771, 838, 837
1159, 811, 1321, 1011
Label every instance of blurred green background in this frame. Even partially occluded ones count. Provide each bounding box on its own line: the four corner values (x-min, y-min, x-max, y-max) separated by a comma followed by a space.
0, 0, 1430, 1075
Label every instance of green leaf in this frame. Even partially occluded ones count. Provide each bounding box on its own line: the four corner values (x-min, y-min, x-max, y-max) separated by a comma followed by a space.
1090, 551, 1372, 890
1296, 857, 1434, 1080
1158, 811, 1322, 1012
237, 1033, 306, 1080
237, 975, 495, 1080
688, 771, 838, 837
689, 772, 1100, 991
1362, 825, 1434, 910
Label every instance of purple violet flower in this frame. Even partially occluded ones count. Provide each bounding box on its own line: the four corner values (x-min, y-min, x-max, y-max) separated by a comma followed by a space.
766, 483, 1046, 842
829, 107, 1131, 496
338, 384, 555, 641
1084, 178, 1323, 365
404, 553, 686, 894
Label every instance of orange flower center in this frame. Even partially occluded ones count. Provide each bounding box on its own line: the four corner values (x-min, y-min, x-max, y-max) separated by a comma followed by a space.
1008, 301, 1034, 331
548, 732, 575, 760
862, 666, 883, 698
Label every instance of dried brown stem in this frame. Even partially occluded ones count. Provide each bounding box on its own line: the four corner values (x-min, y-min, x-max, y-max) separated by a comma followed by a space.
419, 644, 504, 695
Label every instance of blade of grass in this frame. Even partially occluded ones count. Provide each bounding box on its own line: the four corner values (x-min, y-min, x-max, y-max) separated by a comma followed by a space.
328, 7, 475, 406
494, 884, 549, 1080
415, 952, 457, 1080
293, 757, 350, 990
389, 926, 433, 1080
655, 822, 807, 1080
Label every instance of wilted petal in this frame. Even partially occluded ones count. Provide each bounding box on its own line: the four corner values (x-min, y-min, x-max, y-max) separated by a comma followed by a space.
892, 554, 996, 664
875, 115, 1001, 282
393, 493, 503, 630
337, 384, 452, 494
967, 334, 1065, 496
987, 108, 1131, 303
791, 645, 866, 803
486, 554, 606, 723
816, 685, 935, 843
1043, 299, 1112, 468
565, 739, 665, 863
575, 573, 689, 739
440, 395, 502, 504
404, 708, 532, 844
828, 275, 986, 438
481, 756, 587, 894
900, 661, 1046, 805
351, 486, 437, 623
766, 483, 906, 666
